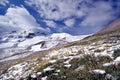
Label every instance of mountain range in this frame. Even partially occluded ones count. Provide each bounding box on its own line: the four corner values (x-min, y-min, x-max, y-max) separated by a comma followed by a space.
0, 29, 88, 61
0, 18, 120, 80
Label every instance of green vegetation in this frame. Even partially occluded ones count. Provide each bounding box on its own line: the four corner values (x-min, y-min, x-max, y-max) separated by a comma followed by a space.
31, 54, 113, 80
70, 55, 112, 70
113, 49, 120, 58
103, 64, 120, 79
94, 49, 105, 53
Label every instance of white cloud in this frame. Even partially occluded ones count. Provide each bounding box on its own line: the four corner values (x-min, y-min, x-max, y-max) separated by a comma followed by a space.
44, 20, 56, 28
80, 1, 116, 27
25, 0, 119, 26
0, 0, 9, 6
64, 19, 75, 27
0, 6, 47, 34
25, 0, 85, 20
57, 26, 67, 33
25, 0, 120, 34
46, 27, 51, 33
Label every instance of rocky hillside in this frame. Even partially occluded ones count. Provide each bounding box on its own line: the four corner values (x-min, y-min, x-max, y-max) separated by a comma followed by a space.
0, 19, 120, 80
99, 19, 120, 33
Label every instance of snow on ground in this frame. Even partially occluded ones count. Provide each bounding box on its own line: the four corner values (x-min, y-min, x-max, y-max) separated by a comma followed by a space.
45, 46, 81, 58
0, 62, 32, 80
0, 37, 120, 80
31, 74, 37, 78
90, 69, 106, 74
0, 51, 32, 62
30, 33, 89, 52
31, 45, 43, 52
64, 64, 71, 68
103, 62, 113, 67
0, 42, 15, 49
49, 33, 89, 42
43, 67, 55, 72
0, 32, 89, 61
37, 72, 42, 76
18, 36, 45, 47
56, 70, 60, 73
19, 33, 88, 49
41, 76, 47, 80
30, 40, 59, 52
105, 74, 117, 80
114, 56, 120, 62
103, 56, 120, 67
49, 60, 57, 64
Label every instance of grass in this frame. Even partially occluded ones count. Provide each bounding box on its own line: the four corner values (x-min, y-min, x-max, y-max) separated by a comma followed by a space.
94, 49, 105, 53
35, 54, 113, 80
25, 50, 120, 80
113, 49, 120, 58
103, 64, 120, 79
70, 54, 112, 70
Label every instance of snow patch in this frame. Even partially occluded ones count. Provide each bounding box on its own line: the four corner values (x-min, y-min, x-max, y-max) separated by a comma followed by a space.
41, 76, 47, 80
31, 74, 37, 78
90, 69, 106, 74
43, 67, 54, 72
64, 64, 71, 68
49, 60, 57, 64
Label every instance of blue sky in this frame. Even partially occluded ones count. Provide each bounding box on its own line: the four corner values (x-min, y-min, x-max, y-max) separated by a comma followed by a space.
0, 0, 120, 35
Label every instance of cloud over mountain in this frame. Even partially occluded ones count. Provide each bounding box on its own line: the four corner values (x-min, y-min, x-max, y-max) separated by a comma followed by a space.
0, 0, 120, 35
25, 0, 120, 34
0, 0, 9, 6
0, 6, 47, 34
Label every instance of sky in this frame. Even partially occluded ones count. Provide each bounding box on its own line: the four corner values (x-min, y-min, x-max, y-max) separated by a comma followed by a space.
0, 0, 120, 35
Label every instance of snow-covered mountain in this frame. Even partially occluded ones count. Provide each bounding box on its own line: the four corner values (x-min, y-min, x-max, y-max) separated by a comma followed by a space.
0, 30, 88, 61
0, 0, 120, 80
0, 19, 120, 80
0, 6, 89, 61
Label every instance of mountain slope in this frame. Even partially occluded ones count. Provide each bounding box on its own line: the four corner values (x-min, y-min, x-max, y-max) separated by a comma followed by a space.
0, 19, 120, 80
99, 19, 120, 33
0, 32, 88, 61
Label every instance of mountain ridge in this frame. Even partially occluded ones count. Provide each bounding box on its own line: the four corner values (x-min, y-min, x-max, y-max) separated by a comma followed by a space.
0, 19, 120, 80
99, 19, 120, 33
0, 31, 88, 61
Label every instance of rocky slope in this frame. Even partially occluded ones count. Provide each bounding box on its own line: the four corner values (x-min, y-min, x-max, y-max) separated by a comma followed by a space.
99, 19, 120, 33
0, 19, 120, 80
